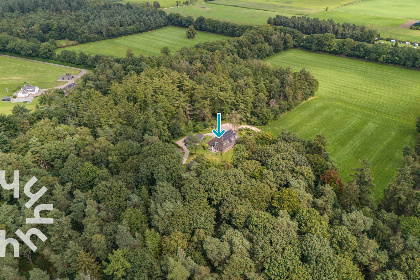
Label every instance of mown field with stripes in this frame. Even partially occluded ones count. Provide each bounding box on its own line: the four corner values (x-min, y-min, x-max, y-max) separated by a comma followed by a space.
263, 49, 420, 197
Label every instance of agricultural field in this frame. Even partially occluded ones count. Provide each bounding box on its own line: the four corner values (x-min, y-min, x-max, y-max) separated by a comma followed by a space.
166, 2, 279, 25
263, 49, 420, 198
171, 0, 420, 42
0, 55, 79, 115
335, 0, 420, 19
58, 26, 227, 57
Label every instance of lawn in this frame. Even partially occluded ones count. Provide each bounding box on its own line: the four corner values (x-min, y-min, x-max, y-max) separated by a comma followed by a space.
263, 49, 420, 198
58, 26, 228, 58
0, 55, 79, 115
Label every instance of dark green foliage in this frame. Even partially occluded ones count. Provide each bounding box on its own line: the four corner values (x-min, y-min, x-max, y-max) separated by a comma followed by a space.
186, 25, 196, 39
268, 15, 378, 43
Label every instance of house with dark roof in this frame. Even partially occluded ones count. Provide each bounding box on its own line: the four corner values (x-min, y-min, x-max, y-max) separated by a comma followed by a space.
208, 130, 238, 153
63, 83, 77, 95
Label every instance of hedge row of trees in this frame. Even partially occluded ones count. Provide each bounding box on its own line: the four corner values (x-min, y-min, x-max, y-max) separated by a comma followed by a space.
167, 13, 251, 37
299, 33, 420, 68
268, 15, 378, 43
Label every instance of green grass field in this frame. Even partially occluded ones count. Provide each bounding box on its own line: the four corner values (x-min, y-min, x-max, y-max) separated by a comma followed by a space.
167, 3, 279, 25
171, 0, 420, 42
263, 49, 420, 198
335, 0, 420, 19
59, 26, 227, 57
0, 55, 79, 115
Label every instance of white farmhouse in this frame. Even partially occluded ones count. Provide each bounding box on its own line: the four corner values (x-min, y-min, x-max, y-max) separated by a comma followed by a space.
16, 84, 39, 98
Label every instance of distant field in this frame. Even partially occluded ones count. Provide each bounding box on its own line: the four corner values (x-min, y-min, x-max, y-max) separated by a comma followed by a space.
122, 0, 180, 8
59, 26, 227, 57
0, 55, 78, 115
335, 0, 420, 19
167, 3, 278, 25
263, 49, 420, 197
171, 0, 420, 42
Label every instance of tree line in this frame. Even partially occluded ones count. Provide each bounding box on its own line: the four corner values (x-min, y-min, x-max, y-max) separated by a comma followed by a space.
299, 33, 420, 68
0, 0, 167, 58
268, 15, 378, 43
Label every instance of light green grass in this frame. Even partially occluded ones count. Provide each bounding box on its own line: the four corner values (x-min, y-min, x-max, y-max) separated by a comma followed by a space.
58, 26, 227, 57
171, 1, 420, 42
0, 55, 79, 115
263, 49, 420, 198
335, 0, 420, 19
167, 3, 279, 25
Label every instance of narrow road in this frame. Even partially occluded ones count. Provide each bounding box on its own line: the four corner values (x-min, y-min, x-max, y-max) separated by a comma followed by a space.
176, 123, 260, 164
175, 138, 190, 164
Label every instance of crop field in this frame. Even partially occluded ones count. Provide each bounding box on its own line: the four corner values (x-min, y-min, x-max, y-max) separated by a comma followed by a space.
263, 49, 420, 198
0, 55, 79, 115
59, 26, 227, 57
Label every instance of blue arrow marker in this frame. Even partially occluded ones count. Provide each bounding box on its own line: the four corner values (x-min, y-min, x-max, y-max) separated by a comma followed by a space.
213, 113, 226, 138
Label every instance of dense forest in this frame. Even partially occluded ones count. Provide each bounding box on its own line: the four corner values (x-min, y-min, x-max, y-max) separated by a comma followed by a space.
0, 0, 167, 58
268, 15, 378, 44
0, 87, 419, 279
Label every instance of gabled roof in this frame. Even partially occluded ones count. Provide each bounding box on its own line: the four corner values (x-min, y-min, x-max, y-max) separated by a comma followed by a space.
22, 84, 36, 90
208, 130, 238, 151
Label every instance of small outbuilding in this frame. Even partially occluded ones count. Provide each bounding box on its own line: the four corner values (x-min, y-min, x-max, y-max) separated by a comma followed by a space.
1, 96, 11, 102
391, 39, 396, 43
184, 133, 205, 144
59, 73, 75, 80
63, 83, 77, 95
